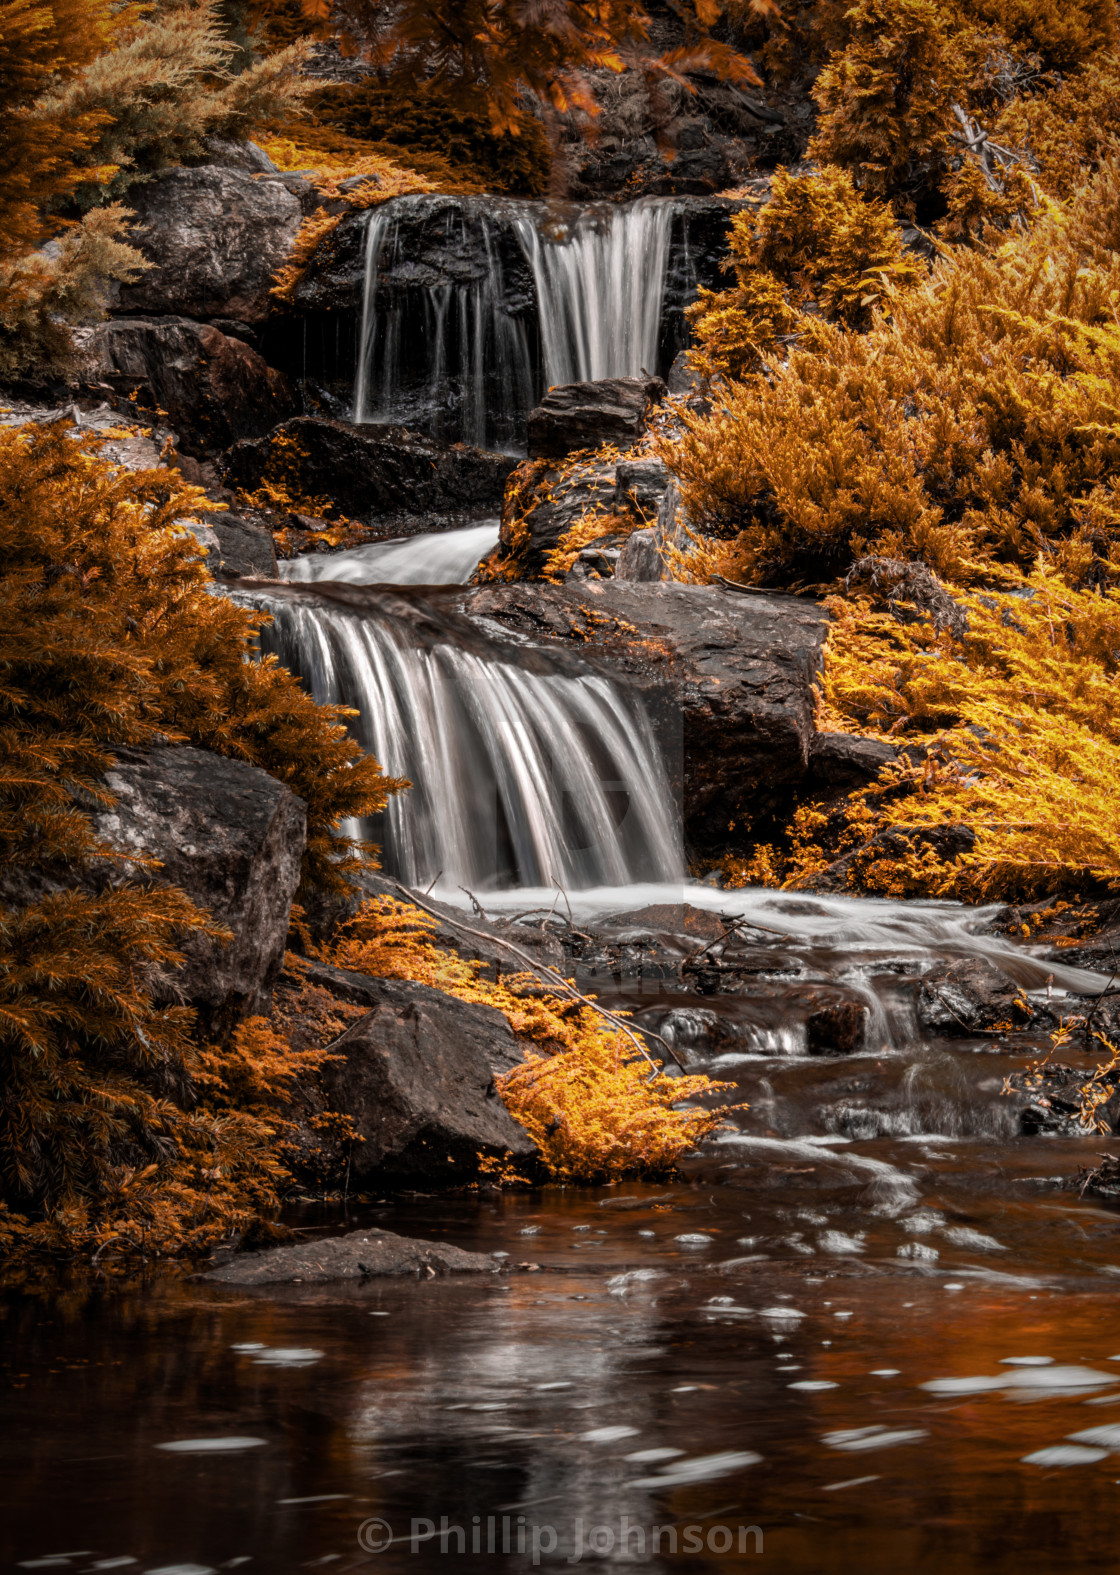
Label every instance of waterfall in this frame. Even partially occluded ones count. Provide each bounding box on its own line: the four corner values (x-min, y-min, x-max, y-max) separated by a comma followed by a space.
279, 522, 500, 587
351, 196, 675, 451
512, 199, 674, 386
352, 197, 538, 453
253, 586, 683, 892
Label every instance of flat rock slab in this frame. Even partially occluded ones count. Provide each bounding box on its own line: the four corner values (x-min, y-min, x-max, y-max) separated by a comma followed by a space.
205, 1228, 496, 1285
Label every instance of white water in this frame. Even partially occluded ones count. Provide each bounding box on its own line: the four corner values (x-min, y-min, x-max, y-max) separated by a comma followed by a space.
279, 522, 499, 587
512, 199, 674, 386
253, 572, 682, 889
256, 528, 1114, 993
351, 196, 675, 448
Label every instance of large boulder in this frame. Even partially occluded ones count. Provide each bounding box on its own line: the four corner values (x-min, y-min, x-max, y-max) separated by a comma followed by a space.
221, 416, 517, 520
527, 375, 667, 459
117, 166, 303, 323
81, 316, 296, 455
916, 957, 1050, 1036
316, 976, 537, 1182
459, 579, 828, 849
91, 746, 306, 1025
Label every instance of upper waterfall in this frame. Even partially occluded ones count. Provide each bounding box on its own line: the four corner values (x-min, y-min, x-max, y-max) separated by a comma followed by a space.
351, 195, 675, 452
511, 200, 673, 387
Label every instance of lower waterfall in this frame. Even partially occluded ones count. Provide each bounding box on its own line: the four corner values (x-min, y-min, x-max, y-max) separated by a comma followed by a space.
253, 579, 683, 892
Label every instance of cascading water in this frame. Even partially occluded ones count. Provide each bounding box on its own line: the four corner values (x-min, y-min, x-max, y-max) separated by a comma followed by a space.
279, 522, 500, 587
252, 577, 683, 892
511, 199, 674, 386
352, 198, 538, 452
351, 195, 675, 451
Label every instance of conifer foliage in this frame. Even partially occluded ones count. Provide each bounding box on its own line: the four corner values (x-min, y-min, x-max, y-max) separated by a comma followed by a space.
0, 423, 399, 1253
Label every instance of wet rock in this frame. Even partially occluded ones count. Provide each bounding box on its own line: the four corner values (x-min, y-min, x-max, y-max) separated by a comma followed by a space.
809, 732, 898, 792
118, 165, 303, 323
526, 376, 667, 459
316, 977, 537, 1183
1041, 922, 1120, 975
222, 417, 516, 520
461, 578, 828, 850
0, 747, 312, 1028
614, 527, 665, 582
205, 1227, 495, 1284
917, 957, 1044, 1036
1013, 1064, 1120, 1137
806, 1000, 870, 1055
210, 511, 278, 579
81, 316, 296, 456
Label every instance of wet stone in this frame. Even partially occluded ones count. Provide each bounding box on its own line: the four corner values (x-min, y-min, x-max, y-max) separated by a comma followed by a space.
807, 1000, 870, 1056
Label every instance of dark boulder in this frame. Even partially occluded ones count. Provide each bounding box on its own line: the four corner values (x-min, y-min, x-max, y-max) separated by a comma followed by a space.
917, 957, 1048, 1036
616, 455, 672, 519
527, 375, 667, 459
316, 977, 537, 1183
117, 166, 303, 323
210, 511, 278, 578
497, 448, 620, 578
809, 732, 899, 792
806, 998, 870, 1055
91, 746, 306, 1025
205, 1227, 495, 1284
221, 417, 516, 520
459, 578, 828, 849
82, 317, 296, 455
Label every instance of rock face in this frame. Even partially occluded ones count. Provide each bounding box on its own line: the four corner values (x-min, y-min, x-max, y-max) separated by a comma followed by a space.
91, 746, 306, 1025
118, 166, 303, 323
221, 417, 517, 519
496, 446, 675, 581
460, 579, 829, 849
316, 976, 537, 1182
527, 376, 667, 459
205, 1228, 495, 1284
82, 317, 296, 455
809, 732, 899, 793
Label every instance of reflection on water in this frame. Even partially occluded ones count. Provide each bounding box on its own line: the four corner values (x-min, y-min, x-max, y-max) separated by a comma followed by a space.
4, 879, 1119, 1571
6, 1138, 1120, 1573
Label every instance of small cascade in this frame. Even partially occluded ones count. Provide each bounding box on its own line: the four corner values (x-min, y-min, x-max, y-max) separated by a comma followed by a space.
252, 577, 683, 892
351, 195, 676, 451
512, 199, 674, 386
279, 522, 499, 587
353, 198, 538, 452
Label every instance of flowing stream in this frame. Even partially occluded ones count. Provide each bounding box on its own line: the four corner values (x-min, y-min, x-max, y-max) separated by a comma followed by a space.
7, 218, 1120, 1575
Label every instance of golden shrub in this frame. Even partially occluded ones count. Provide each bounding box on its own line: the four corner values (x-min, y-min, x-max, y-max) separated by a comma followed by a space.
323, 895, 737, 1182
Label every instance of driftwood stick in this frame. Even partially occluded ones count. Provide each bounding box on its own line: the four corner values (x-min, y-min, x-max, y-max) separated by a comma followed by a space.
391, 881, 687, 1071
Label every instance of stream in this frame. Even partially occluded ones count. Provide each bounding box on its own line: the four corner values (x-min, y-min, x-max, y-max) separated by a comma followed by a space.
6, 527, 1120, 1575
6, 195, 1120, 1574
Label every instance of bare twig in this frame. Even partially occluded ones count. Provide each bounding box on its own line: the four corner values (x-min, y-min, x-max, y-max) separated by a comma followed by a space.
458, 885, 488, 921
423, 868, 443, 896
391, 881, 687, 1071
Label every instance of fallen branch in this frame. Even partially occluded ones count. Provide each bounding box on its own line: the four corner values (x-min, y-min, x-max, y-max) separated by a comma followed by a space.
391, 881, 687, 1071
